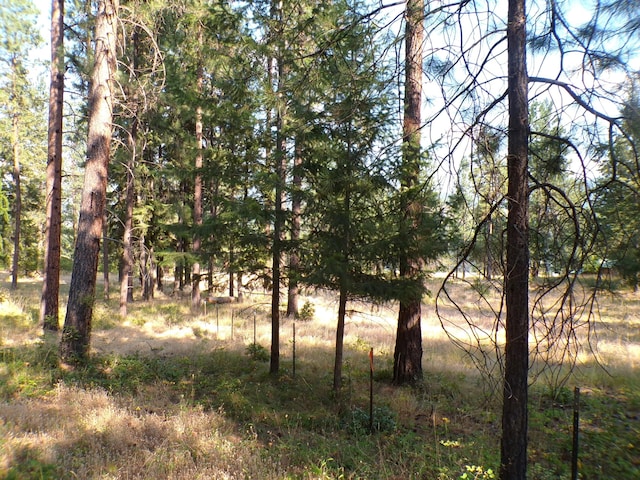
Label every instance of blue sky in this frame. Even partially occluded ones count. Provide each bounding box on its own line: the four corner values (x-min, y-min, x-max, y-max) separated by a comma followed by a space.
31, 0, 50, 65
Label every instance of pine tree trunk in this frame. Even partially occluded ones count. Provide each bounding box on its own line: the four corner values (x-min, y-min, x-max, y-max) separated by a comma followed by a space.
393, 298, 423, 383
208, 179, 219, 292
119, 119, 136, 317
333, 284, 348, 391
191, 34, 203, 311
41, 0, 64, 329
175, 238, 184, 292
60, 0, 117, 365
228, 248, 235, 297
486, 215, 493, 280
270, 107, 285, 375
11, 112, 21, 291
103, 211, 109, 300
393, 0, 425, 385
500, 0, 529, 478
333, 146, 352, 392
119, 28, 141, 316
269, 0, 285, 375
237, 271, 243, 300
287, 139, 302, 318
149, 246, 156, 299
175, 260, 182, 293
140, 230, 150, 301
157, 261, 163, 290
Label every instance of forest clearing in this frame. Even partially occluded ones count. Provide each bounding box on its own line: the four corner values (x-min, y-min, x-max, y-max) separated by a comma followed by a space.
1, 273, 639, 479
2, 0, 640, 478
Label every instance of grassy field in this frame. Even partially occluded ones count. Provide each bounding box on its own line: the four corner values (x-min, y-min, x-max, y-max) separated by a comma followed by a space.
0, 272, 639, 479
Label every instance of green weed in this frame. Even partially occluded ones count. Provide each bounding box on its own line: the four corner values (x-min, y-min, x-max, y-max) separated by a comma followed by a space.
296, 300, 315, 321
343, 405, 397, 434
2, 451, 60, 479
246, 342, 270, 362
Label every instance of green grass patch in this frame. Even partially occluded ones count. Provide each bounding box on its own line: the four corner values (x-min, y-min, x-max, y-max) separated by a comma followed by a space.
0, 340, 60, 399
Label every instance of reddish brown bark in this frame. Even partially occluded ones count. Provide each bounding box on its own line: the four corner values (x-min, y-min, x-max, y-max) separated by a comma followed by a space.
40, 0, 64, 329
393, 0, 425, 385
60, 0, 118, 364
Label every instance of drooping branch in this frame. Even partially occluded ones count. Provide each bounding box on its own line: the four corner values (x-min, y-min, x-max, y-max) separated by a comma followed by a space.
529, 76, 622, 125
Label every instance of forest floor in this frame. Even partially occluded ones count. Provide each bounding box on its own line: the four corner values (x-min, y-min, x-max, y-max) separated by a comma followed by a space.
0, 272, 639, 479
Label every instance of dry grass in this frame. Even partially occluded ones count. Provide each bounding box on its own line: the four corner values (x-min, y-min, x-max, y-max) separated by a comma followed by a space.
1, 273, 639, 479
1, 384, 285, 479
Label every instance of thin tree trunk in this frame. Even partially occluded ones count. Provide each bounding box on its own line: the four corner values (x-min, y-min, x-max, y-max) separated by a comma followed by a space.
191, 137, 202, 307
393, 0, 425, 385
236, 271, 243, 300
208, 178, 219, 292
333, 284, 348, 391
127, 265, 133, 302
174, 259, 182, 293
103, 211, 109, 300
156, 261, 163, 290
207, 257, 214, 292
270, 108, 285, 375
119, 28, 140, 316
145, 132, 156, 302
228, 248, 235, 297
11, 112, 21, 290
175, 238, 184, 292
41, 0, 64, 329
269, 0, 285, 375
486, 215, 493, 280
334, 148, 352, 392
140, 230, 149, 301
287, 138, 302, 317
191, 29, 203, 311
149, 246, 156, 299
60, 0, 118, 364
119, 118, 136, 316
500, 0, 529, 478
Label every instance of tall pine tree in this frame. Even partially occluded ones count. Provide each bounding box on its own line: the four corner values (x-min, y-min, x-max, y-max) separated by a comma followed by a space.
60, 0, 119, 364
41, 0, 65, 329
